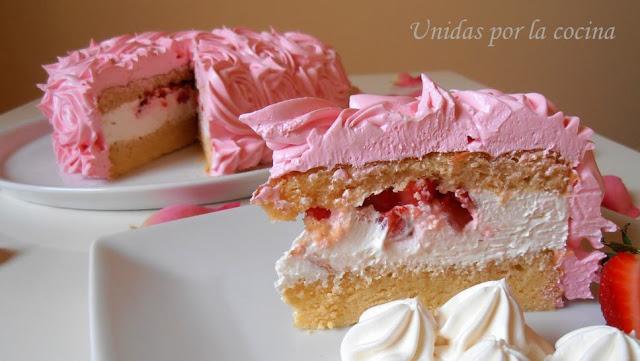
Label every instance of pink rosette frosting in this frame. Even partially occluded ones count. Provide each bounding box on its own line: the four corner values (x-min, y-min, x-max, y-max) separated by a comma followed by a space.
241, 74, 592, 177
38, 32, 194, 178
193, 28, 351, 175
240, 74, 616, 301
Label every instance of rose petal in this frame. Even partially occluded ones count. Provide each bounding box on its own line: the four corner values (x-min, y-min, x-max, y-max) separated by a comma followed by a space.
602, 175, 640, 218
394, 72, 422, 87
142, 202, 241, 227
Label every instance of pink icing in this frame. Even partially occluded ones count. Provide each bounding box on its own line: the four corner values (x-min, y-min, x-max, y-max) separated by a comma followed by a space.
241, 74, 593, 178
561, 151, 617, 299
240, 74, 616, 301
567, 151, 618, 251
38, 28, 352, 178
561, 249, 607, 299
193, 28, 351, 175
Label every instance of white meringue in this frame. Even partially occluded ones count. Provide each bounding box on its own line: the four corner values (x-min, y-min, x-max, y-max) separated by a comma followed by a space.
548, 325, 640, 361
436, 279, 553, 361
458, 338, 531, 361
340, 298, 438, 361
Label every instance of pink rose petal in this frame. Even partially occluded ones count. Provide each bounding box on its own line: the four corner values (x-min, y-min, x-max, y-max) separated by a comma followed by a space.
602, 175, 640, 218
142, 202, 241, 227
394, 72, 422, 87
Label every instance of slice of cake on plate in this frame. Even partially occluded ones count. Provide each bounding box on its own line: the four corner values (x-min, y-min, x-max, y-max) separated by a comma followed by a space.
38, 29, 353, 179
240, 74, 616, 329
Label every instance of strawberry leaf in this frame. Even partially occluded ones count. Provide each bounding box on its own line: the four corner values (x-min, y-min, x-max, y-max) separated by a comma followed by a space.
603, 241, 640, 255
621, 223, 633, 246
601, 224, 638, 265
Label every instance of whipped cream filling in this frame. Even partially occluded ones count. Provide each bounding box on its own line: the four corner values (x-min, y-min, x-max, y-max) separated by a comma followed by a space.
276, 190, 569, 289
100, 87, 197, 144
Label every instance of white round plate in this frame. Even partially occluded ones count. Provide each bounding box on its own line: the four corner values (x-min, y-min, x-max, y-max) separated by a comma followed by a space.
0, 118, 269, 210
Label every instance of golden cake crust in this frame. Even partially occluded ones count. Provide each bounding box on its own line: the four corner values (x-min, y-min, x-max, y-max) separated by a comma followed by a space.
281, 250, 563, 329
107, 111, 198, 178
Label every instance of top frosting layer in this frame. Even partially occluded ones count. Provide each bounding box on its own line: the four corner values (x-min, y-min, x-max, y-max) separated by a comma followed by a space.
40, 32, 193, 95
239, 74, 593, 178
193, 28, 351, 175
38, 28, 353, 178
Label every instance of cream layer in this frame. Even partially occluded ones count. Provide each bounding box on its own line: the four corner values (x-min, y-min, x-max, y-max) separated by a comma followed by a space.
276, 190, 569, 290
100, 87, 197, 144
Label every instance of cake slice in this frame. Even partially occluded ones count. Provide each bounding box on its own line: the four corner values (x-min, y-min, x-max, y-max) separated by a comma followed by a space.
239, 74, 616, 329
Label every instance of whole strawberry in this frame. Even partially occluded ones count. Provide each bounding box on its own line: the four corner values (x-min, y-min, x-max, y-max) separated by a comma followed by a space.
599, 225, 640, 334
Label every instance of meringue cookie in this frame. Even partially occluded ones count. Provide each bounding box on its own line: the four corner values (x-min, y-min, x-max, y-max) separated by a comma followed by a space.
436, 279, 553, 361
458, 338, 531, 361
340, 298, 437, 361
548, 325, 640, 361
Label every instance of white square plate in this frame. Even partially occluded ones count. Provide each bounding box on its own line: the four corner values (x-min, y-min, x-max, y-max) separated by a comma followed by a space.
90, 205, 606, 361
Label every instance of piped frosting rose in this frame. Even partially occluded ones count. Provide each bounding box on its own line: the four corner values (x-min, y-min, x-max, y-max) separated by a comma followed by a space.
193, 28, 352, 175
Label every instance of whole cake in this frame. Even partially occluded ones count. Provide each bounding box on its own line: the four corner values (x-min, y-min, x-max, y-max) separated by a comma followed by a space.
38, 29, 352, 178
240, 74, 616, 329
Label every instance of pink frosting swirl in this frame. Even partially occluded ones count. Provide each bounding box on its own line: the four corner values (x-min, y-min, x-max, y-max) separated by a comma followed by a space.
281, 32, 352, 105
240, 74, 615, 301
194, 32, 270, 173
194, 28, 352, 175
39, 79, 108, 176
